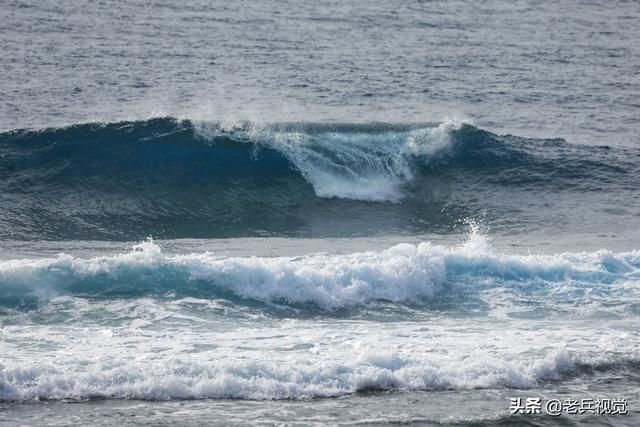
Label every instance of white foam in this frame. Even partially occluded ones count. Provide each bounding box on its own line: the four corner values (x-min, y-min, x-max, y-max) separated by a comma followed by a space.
1, 242, 638, 404
0, 336, 577, 401
2, 317, 638, 402
0, 234, 639, 310
194, 119, 466, 202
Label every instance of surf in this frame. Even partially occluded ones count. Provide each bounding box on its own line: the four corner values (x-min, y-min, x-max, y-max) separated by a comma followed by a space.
1, 118, 637, 241
1, 231, 638, 311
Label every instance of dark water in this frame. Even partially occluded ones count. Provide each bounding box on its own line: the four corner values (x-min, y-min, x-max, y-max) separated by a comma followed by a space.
1, 1, 639, 425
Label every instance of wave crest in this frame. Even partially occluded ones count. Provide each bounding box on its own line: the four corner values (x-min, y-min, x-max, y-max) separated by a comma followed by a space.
1, 232, 639, 310
194, 119, 463, 202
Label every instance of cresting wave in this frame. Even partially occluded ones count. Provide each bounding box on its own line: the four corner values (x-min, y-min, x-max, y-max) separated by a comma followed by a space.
193, 119, 460, 202
1, 232, 639, 310
2, 117, 637, 240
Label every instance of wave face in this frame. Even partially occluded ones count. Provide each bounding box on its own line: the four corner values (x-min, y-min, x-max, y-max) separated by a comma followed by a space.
1, 118, 639, 240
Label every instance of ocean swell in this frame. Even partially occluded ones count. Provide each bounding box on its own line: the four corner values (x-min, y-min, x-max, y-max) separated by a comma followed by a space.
1, 118, 637, 240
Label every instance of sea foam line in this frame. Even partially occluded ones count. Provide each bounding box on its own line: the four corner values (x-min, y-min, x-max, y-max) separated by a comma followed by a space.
0, 347, 576, 401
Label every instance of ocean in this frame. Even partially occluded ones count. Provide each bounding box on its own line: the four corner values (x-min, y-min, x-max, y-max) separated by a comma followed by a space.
1, 0, 639, 425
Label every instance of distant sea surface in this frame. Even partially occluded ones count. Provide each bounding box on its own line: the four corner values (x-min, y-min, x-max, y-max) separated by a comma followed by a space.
1, 1, 639, 425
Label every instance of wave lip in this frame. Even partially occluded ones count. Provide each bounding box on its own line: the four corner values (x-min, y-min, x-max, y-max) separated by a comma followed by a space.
193, 119, 463, 202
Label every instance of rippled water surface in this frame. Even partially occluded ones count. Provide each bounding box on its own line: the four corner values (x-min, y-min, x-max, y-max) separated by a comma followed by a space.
1, 0, 639, 425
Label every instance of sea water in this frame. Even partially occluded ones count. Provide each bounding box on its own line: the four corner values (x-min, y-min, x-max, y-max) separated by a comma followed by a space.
1, 1, 640, 425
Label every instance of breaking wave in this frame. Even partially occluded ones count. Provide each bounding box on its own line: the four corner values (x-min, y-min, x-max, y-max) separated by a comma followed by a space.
1, 117, 637, 240
1, 231, 638, 310
0, 348, 578, 401
1, 339, 638, 402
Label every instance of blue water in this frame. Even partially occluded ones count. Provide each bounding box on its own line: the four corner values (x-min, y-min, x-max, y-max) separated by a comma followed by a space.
2, 119, 639, 242
1, 1, 640, 426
